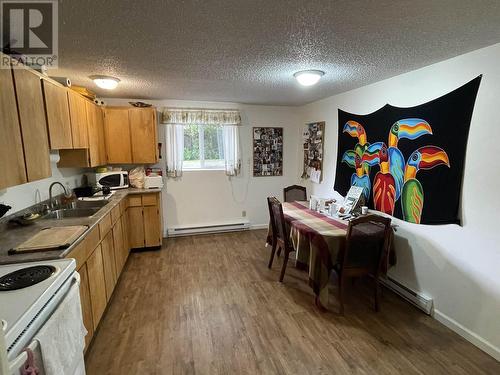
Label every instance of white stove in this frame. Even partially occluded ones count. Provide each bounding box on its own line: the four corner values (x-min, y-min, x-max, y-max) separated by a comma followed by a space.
0, 258, 80, 374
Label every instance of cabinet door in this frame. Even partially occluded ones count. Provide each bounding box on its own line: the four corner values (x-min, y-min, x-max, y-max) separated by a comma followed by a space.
96, 106, 107, 165
42, 80, 73, 149
128, 206, 145, 248
112, 218, 125, 276
129, 108, 158, 164
144, 205, 162, 247
86, 101, 106, 166
68, 91, 88, 148
0, 68, 27, 188
101, 231, 117, 301
121, 207, 130, 254
104, 108, 132, 163
12, 68, 51, 182
78, 263, 94, 350
86, 245, 107, 329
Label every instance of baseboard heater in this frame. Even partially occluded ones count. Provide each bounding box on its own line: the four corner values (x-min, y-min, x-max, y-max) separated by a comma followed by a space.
380, 276, 434, 315
168, 220, 250, 237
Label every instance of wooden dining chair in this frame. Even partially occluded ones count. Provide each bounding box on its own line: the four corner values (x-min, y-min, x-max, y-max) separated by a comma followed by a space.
267, 197, 295, 282
283, 185, 307, 203
333, 214, 392, 314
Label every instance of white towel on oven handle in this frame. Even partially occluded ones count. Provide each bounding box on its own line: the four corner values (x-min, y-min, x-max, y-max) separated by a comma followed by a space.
35, 277, 87, 375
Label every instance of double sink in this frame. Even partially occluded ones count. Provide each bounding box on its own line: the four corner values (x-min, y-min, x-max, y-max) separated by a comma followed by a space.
43, 200, 109, 220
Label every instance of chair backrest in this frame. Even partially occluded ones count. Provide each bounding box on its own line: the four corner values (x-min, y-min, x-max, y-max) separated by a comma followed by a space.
341, 215, 392, 276
283, 185, 307, 203
267, 197, 290, 247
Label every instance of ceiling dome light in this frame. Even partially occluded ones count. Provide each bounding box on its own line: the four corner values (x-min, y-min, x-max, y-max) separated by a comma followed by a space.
89, 75, 120, 90
293, 70, 325, 86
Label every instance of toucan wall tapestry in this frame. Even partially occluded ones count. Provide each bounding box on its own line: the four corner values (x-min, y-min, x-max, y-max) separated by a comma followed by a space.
301, 121, 325, 183
334, 76, 481, 225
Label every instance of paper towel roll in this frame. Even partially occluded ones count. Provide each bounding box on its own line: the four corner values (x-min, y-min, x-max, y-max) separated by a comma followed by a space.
51, 76, 71, 87
49, 151, 60, 164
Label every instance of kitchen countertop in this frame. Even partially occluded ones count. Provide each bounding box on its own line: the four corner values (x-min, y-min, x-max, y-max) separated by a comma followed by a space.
0, 188, 161, 265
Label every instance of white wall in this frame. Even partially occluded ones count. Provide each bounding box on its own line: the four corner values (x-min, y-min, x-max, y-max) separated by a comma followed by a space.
0, 152, 84, 214
105, 98, 303, 230
300, 43, 500, 360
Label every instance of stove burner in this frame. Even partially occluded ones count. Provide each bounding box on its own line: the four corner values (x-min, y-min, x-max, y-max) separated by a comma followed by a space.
0, 265, 56, 291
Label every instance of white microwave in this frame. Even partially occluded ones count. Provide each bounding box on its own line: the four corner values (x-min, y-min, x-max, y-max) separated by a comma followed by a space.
87, 171, 129, 190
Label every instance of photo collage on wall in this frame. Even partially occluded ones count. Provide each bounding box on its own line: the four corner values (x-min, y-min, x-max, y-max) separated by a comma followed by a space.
253, 127, 283, 176
302, 121, 325, 183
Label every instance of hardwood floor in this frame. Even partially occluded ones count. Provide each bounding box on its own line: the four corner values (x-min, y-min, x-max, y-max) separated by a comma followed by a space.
85, 230, 500, 374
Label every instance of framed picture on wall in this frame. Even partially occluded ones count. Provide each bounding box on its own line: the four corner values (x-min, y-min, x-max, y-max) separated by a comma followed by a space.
252, 127, 283, 176
301, 121, 325, 183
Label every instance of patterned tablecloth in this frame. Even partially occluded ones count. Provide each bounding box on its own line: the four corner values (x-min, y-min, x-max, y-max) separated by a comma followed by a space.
270, 201, 396, 305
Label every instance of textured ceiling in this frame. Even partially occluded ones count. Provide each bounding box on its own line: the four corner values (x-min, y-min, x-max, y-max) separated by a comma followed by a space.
53, 0, 500, 105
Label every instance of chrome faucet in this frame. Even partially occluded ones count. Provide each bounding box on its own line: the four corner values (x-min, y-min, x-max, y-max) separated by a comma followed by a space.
48, 182, 68, 210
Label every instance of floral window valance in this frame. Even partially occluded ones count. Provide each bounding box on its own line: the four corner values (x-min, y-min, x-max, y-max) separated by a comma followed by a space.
161, 108, 241, 126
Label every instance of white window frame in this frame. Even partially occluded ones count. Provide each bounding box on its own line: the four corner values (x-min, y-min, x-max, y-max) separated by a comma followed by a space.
183, 124, 225, 171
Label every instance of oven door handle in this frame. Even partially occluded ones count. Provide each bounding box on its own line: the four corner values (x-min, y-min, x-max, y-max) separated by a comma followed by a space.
8, 272, 80, 373
8, 338, 39, 373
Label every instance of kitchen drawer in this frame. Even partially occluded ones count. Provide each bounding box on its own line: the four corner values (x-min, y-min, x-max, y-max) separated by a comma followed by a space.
66, 225, 99, 270
99, 213, 112, 238
110, 204, 121, 224
128, 195, 142, 207
142, 194, 157, 206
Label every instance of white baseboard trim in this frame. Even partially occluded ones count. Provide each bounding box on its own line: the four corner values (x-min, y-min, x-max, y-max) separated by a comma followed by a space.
250, 223, 269, 230
433, 309, 500, 362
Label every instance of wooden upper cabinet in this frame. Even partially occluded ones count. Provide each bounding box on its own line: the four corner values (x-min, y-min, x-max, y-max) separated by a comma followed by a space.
0, 68, 27, 188
68, 90, 89, 148
129, 108, 158, 164
86, 101, 106, 166
58, 101, 106, 168
104, 107, 132, 164
95, 106, 107, 165
43, 80, 73, 149
12, 68, 51, 182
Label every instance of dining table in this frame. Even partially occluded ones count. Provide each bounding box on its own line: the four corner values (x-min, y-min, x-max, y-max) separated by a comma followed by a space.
267, 201, 396, 308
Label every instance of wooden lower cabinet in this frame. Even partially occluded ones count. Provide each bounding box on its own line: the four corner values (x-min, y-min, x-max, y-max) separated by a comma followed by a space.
67, 196, 136, 350
144, 206, 162, 247
112, 217, 126, 276
78, 263, 93, 350
86, 244, 107, 332
101, 231, 117, 301
128, 206, 145, 248
121, 208, 130, 254
126, 193, 162, 249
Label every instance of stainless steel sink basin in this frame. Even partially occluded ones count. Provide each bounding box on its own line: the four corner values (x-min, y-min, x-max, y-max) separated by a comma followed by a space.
44, 208, 100, 219
73, 200, 109, 209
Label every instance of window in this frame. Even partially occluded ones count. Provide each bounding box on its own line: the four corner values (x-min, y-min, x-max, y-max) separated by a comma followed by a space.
183, 124, 225, 169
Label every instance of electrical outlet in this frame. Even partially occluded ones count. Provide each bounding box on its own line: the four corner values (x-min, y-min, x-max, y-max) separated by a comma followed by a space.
242, 210, 247, 217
